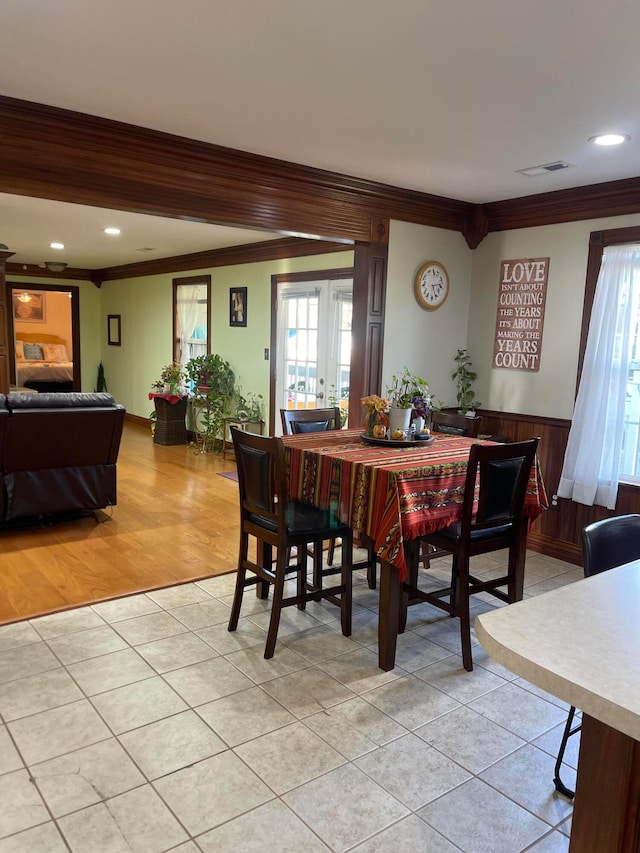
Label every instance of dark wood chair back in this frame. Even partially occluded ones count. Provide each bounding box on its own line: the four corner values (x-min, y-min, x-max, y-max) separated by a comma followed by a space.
228, 425, 353, 658
431, 410, 481, 438
280, 406, 341, 435
582, 514, 640, 578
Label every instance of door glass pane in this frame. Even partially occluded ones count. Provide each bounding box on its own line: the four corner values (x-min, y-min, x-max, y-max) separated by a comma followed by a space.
284, 292, 318, 410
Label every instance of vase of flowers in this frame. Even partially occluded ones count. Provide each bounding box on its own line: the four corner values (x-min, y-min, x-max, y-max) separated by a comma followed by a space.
386, 368, 432, 434
361, 394, 389, 437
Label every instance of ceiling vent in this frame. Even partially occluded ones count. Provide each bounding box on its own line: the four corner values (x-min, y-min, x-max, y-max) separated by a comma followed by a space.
516, 161, 575, 177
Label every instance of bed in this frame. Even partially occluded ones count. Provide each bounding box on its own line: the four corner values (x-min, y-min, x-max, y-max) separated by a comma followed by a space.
15, 331, 74, 393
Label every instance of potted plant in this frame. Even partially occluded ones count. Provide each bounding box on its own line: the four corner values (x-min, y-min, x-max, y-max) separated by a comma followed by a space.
386, 368, 431, 434
155, 362, 186, 396
234, 388, 264, 423
185, 354, 236, 452
452, 348, 481, 415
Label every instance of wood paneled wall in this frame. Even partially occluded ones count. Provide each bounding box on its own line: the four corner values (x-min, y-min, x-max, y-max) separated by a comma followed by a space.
479, 409, 640, 566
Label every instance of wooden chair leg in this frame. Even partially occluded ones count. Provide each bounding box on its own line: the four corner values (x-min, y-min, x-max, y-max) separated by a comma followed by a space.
265, 560, 287, 659
367, 540, 378, 589
456, 556, 473, 671
340, 532, 353, 637
327, 538, 336, 566
229, 533, 250, 631
257, 540, 270, 599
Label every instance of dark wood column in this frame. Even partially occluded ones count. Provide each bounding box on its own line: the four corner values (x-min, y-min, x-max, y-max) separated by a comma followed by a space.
349, 218, 389, 427
0, 251, 15, 394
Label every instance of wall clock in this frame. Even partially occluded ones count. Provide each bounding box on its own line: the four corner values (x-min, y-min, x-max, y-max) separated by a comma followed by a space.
414, 261, 449, 311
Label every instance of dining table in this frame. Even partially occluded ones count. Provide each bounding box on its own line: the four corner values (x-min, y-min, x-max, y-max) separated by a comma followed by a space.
282, 428, 548, 670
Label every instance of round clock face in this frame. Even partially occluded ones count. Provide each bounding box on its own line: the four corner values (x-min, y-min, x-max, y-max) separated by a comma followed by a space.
415, 261, 449, 311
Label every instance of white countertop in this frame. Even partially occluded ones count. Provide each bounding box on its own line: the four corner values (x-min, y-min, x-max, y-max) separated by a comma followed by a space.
476, 561, 640, 742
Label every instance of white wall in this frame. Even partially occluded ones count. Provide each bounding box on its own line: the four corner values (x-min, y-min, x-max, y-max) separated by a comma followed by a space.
468, 212, 640, 419
385, 220, 473, 407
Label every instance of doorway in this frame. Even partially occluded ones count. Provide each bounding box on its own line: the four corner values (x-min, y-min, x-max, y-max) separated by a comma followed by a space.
273, 269, 352, 435
8, 282, 81, 392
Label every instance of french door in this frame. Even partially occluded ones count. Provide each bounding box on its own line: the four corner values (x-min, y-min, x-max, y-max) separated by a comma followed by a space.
275, 277, 352, 434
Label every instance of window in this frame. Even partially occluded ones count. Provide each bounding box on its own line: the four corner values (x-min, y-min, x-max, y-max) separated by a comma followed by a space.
173, 275, 211, 367
559, 233, 640, 508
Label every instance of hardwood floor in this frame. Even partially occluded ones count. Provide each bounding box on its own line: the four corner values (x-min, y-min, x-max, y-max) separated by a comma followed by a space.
0, 422, 242, 624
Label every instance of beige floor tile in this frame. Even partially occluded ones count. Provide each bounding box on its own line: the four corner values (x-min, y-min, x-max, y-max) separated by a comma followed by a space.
196, 617, 266, 655
0, 769, 49, 839
163, 656, 253, 706
194, 573, 239, 597
8, 699, 111, 765
350, 814, 460, 852
469, 682, 568, 741
46, 626, 128, 665
364, 674, 460, 730
0, 642, 59, 686
110, 611, 188, 646
66, 648, 155, 696
196, 686, 295, 746
0, 667, 83, 721
534, 720, 581, 770
280, 623, 362, 662
415, 654, 507, 702
30, 608, 106, 640
197, 798, 331, 852
283, 763, 409, 852
224, 644, 308, 684
118, 710, 227, 779
153, 752, 273, 836
57, 784, 188, 852
168, 599, 231, 630
146, 583, 214, 609
134, 631, 217, 673
479, 743, 574, 824
526, 830, 570, 852
256, 667, 355, 719
0, 621, 41, 652
318, 647, 403, 694
418, 777, 548, 852
91, 594, 162, 623
376, 631, 453, 672
90, 676, 187, 734
235, 721, 346, 794
355, 732, 471, 810
0, 725, 23, 774
303, 695, 407, 759
32, 738, 145, 817
0, 821, 68, 852
415, 705, 525, 774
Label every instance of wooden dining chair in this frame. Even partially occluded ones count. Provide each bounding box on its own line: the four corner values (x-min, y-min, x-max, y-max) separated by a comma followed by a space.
280, 407, 378, 590
228, 426, 353, 658
401, 437, 540, 671
430, 410, 481, 437
280, 406, 342, 435
553, 513, 640, 799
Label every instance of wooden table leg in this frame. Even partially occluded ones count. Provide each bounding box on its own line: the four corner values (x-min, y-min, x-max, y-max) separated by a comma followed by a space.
569, 714, 640, 852
378, 559, 400, 671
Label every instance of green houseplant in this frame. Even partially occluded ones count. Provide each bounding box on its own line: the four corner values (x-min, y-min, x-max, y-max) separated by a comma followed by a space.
185, 354, 236, 452
157, 362, 186, 395
452, 348, 481, 415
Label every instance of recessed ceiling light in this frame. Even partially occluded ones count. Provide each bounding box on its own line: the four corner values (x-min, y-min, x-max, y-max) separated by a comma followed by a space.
589, 133, 631, 146
104, 227, 121, 235
50, 242, 65, 250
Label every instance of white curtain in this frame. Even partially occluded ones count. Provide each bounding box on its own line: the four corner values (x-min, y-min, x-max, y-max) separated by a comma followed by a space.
176, 285, 200, 367
558, 244, 640, 509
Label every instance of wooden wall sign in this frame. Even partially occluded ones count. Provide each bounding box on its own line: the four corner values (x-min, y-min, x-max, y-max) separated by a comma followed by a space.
493, 257, 549, 372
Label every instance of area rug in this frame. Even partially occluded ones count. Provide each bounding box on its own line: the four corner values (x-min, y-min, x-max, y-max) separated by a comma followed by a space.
218, 470, 239, 482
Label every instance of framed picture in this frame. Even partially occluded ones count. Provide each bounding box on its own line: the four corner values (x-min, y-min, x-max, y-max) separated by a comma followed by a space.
230, 287, 247, 327
107, 314, 122, 346
12, 290, 46, 323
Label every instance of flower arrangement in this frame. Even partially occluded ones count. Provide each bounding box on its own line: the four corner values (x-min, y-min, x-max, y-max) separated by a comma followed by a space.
153, 362, 186, 394
361, 394, 389, 436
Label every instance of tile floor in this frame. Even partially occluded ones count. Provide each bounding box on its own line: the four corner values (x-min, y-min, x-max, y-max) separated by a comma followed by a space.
0, 550, 583, 852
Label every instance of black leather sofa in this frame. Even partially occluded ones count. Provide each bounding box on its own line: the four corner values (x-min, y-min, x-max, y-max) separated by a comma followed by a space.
0, 392, 126, 523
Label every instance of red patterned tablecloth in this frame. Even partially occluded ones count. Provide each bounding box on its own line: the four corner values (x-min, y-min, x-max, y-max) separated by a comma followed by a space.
283, 429, 548, 581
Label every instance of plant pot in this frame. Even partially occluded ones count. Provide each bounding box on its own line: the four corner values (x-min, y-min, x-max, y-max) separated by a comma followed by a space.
388, 407, 412, 435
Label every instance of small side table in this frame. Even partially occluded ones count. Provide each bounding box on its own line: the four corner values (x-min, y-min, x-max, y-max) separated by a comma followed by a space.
222, 417, 265, 460
149, 393, 188, 446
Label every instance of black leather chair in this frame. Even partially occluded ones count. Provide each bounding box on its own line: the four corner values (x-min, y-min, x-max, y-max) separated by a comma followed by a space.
280, 406, 341, 435
228, 426, 353, 658
402, 437, 540, 671
431, 410, 481, 438
553, 514, 640, 798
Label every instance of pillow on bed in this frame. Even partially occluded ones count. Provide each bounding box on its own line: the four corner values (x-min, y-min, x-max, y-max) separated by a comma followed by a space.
15, 340, 24, 360
41, 343, 69, 362
23, 343, 44, 360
